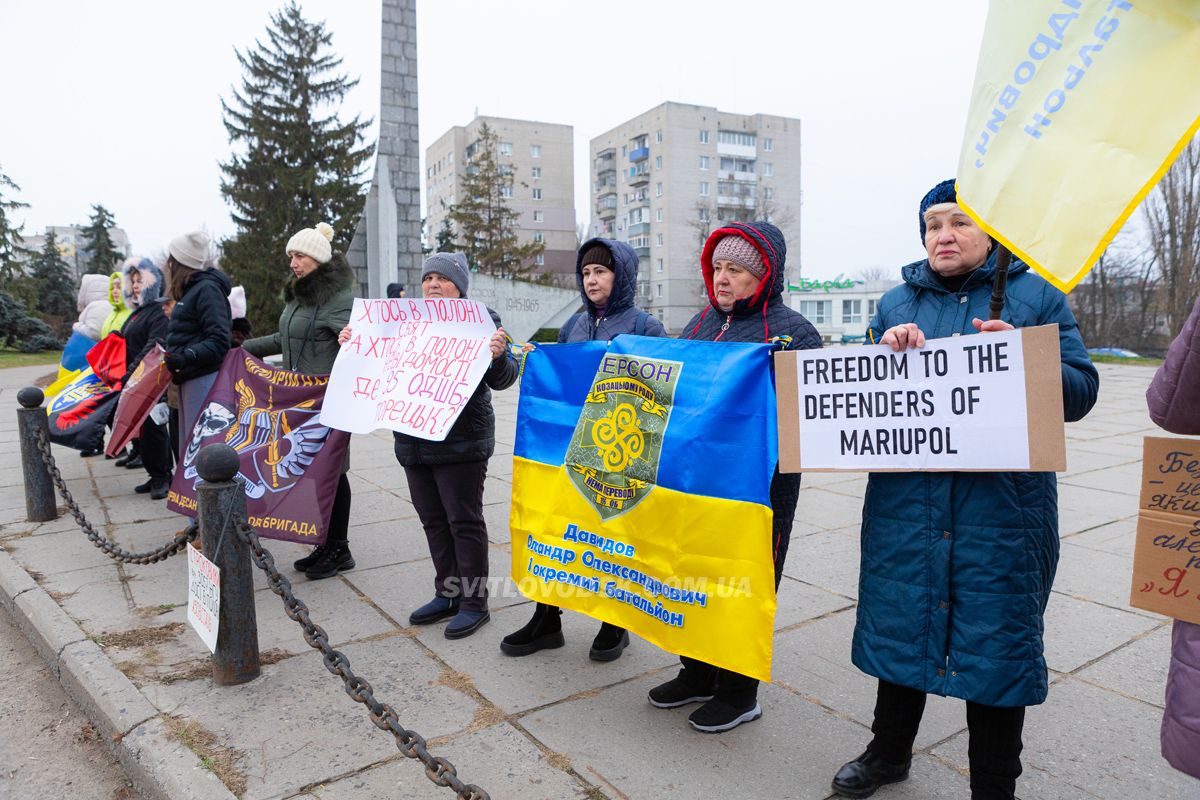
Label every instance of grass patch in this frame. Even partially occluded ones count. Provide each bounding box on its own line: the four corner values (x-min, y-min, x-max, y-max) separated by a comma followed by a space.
1089, 354, 1162, 366
93, 622, 185, 649
164, 715, 248, 797
0, 349, 62, 369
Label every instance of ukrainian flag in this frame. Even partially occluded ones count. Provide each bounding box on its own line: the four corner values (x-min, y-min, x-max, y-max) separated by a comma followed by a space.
511, 336, 779, 682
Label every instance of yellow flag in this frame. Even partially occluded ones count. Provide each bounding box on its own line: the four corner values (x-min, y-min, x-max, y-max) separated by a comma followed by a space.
956, 1, 1200, 292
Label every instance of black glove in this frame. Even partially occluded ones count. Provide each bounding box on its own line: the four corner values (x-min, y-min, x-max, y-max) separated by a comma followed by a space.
164, 349, 193, 372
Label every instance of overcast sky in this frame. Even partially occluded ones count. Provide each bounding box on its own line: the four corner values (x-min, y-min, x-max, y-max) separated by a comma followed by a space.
2, 0, 1003, 279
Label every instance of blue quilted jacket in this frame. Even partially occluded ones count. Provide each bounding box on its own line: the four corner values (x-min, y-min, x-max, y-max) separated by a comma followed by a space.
852, 251, 1099, 707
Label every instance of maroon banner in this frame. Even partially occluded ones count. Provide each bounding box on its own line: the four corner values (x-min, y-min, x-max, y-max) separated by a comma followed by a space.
106, 345, 169, 458
167, 348, 350, 545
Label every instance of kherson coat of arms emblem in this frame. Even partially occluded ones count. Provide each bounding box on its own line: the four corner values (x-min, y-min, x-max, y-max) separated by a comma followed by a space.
565, 354, 682, 519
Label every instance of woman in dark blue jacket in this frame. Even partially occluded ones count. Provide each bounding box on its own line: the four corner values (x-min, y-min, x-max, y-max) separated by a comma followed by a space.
501, 238, 665, 662
831, 180, 1099, 800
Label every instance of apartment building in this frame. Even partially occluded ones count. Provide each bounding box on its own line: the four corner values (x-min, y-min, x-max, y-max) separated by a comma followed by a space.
589, 102, 802, 332
425, 116, 576, 275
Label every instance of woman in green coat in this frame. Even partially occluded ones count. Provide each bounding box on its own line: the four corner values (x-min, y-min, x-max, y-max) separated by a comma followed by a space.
243, 222, 357, 580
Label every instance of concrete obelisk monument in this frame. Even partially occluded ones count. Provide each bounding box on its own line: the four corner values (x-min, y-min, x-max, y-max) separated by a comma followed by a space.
347, 0, 421, 298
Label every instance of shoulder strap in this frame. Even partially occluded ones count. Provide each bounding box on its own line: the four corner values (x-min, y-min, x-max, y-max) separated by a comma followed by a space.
292, 304, 320, 371
560, 314, 578, 341
634, 310, 648, 337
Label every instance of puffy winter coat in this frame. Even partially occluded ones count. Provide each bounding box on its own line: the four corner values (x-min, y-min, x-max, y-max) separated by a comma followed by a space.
853, 251, 1099, 707
393, 306, 520, 466
1145, 294, 1200, 780
121, 261, 168, 383
243, 257, 355, 375
164, 268, 232, 385
681, 221, 822, 579
100, 271, 132, 337
559, 238, 666, 342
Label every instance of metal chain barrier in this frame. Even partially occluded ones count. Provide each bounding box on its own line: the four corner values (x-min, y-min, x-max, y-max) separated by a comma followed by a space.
32, 425, 196, 564
232, 517, 490, 800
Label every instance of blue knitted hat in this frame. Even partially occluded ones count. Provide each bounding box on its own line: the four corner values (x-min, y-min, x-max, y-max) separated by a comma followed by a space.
919, 178, 957, 241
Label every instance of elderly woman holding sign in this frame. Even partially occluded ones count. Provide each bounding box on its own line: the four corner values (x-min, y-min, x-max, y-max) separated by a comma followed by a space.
339, 252, 517, 639
243, 223, 356, 580
830, 180, 1098, 800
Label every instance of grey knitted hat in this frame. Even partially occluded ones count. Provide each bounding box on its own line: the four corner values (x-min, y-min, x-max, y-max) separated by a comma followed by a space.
712, 235, 766, 279
421, 252, 470, 297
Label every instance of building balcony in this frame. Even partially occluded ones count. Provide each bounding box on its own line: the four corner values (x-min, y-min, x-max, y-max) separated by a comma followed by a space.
629, 166, 650, 186
718, 170, 757, 182
627, 222, 651, 237
634, 246, 651, 260
717, 195, 757, 208
629, 146, 650, 162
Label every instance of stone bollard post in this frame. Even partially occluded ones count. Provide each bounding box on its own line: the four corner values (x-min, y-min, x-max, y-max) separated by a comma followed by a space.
196, 443, 261, 685
17, 387, 58, 522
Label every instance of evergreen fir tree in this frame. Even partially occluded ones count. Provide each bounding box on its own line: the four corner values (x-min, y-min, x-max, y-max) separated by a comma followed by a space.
447, 122, 543, 278
219, 1, 373, 329
29, 231, 77, 338
80, 204, 124, 275
0, 166, 34, 304
435, 217, 458, 253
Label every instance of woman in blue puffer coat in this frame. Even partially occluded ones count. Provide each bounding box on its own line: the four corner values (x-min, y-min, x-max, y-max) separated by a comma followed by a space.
830, 180, 1099, 800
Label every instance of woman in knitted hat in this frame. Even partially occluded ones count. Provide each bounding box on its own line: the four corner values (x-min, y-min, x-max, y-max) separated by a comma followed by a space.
243, 222, 358, 580
647, 221, 822, 734
829, 179, 1098, 800
119, 258, 172, 498
500, 237, 665, 662
163, 230, 232, 465
337, 251, 519, 639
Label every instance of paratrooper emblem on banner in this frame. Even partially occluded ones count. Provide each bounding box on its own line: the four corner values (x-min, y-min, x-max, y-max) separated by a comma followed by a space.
565, 355, 682, 519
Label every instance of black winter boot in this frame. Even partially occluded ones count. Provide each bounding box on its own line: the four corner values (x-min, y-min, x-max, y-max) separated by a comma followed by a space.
304, 542, 355, 580
589, 622, 630, 662
293, 545, 328, 572
500, 603, 564, 656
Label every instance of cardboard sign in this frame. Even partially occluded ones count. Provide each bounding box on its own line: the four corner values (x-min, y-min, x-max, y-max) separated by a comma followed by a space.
321, 298, 497, 440
1130, 436, 1200, 625
187, 542, 220, 653
776, 325, 1065, 472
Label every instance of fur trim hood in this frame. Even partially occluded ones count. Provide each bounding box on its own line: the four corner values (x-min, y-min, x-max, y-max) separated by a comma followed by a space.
285, 256, 355, 307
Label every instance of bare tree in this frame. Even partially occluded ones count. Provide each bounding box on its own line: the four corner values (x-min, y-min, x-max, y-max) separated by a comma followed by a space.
855, 265, 892, 282
1069, 249, 1163, 353
1142, 135, 1200, 338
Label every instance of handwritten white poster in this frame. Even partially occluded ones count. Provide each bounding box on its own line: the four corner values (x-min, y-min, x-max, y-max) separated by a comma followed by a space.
321, 298, 497, 440
187, 543, 219, 654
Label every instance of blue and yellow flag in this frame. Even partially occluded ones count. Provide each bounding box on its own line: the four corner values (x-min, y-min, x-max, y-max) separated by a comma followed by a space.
511, 336, 779, 682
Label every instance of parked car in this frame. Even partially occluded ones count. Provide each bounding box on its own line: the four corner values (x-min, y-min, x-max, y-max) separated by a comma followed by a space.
1088, 347, 1141, 358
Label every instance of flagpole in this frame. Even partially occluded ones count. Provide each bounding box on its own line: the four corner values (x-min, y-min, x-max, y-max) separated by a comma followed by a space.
989, 244, 1011, 321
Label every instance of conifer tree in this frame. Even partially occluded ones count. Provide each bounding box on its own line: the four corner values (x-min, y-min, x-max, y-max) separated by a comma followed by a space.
0, 167, 34, 303
29, 231, 77, 337
435, 217, 458, 253
219, 1, 372, 328
447, 122, 543, 278
80, 204, 124, 275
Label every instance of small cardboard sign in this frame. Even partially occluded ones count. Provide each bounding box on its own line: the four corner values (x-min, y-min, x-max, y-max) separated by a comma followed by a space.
187, 542, 220, 653
1130, 436, 1200, 625
320, 298, 497, 440
775, 325, 1065, 472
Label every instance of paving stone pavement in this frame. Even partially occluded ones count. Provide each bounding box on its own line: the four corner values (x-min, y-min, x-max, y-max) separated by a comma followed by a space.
2, 362, 1199, 799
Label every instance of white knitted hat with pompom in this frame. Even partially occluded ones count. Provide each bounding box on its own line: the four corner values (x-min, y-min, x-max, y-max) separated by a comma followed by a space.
285, 222, 334, 264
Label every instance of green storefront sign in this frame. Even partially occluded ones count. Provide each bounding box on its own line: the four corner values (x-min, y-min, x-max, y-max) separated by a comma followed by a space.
787, 274, 864, 293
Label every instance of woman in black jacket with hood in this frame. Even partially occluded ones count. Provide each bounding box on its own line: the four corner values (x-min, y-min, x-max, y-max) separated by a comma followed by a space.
121, 258, 173, 499
500, 237, 665, 662
647, 220, 821, 734
163, 231, 232, 464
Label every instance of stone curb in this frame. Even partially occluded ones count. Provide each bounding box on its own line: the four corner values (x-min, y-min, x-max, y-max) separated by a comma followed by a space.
0, 546, 237, 800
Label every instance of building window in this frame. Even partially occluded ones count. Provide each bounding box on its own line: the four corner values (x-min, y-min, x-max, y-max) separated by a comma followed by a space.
656, 283, 663, 298
656, 258, 664, 273
656, 233, 664, 247
621, 145, 627, 157
699, 182, 709, 196
764, 163, 774, 177
656, 130, 663, 143
500, 185, 512, 198
655, 155, 662, 169
842, 299, 862, 324
531, 166, 542, 178
868, 298, 878, 319
764, 137, 774, 151
799, 300, 832, 324
656, 208, 663, 222
535, 253, 545, 266
533, 231, 545, 244
655, 182, 663, 197
532, 188, 543, 200
717, 130, 757, 147
499, 142, 513, 156
698, 207, 710, 222
699, 155, 710, 170
533, 210, 543, 222
763, 187, 775, 200
531, 144, 541, 158
699, 130, 709, 144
